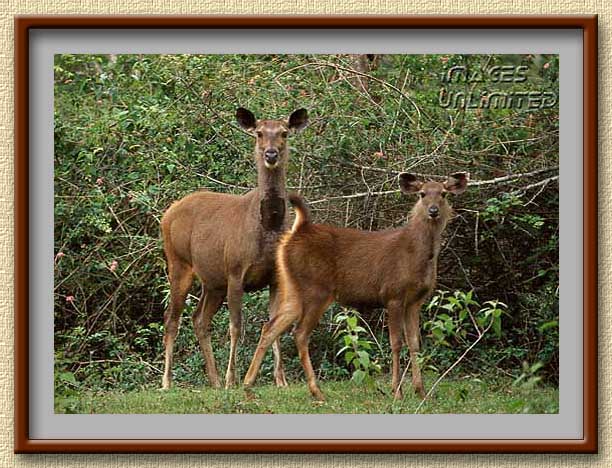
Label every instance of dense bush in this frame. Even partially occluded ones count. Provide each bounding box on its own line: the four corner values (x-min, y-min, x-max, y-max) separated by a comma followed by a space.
54, 54, 559, 394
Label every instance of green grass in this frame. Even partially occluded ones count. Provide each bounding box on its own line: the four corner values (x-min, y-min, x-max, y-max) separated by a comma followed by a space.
55, 374, 558, 414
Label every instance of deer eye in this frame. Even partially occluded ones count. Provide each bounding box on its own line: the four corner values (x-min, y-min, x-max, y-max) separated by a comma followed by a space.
441, 191, 448, 198
281, 131, 288, 138
256, 131, 263, 137
419, 192, 426, 199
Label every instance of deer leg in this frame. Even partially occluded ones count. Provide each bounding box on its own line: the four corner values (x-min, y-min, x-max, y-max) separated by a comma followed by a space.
243, 298, 302, 389
403, 301, 426, 398
225, 277, 244, 388
224, 277, 244, 388
386, 300, 404, 400
269, 284, 288, 387
161, 261, 193, 390
293, 294, 333, 401
192, 286, 224, 388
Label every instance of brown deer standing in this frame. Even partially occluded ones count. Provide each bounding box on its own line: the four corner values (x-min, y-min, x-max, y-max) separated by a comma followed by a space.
161, 107, 308, 390
243, 172, 468, 400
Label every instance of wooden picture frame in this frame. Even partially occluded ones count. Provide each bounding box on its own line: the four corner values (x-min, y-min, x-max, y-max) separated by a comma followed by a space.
14, 15, 598, 453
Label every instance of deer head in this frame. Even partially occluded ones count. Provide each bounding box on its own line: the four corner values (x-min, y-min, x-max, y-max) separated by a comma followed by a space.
236, 108, 308, 170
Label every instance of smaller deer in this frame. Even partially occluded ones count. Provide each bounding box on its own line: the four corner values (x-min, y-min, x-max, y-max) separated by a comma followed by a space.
243, 172, 468, 400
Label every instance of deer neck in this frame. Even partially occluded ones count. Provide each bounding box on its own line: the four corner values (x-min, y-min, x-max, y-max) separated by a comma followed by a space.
403, 214, 446, 263
255, 158, 288, 233
256, 165, 287, 200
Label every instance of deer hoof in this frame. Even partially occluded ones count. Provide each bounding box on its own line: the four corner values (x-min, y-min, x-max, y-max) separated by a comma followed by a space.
244, 387, 257, 401
311, 388, 325, 402
275, 375, 289, 387
208, 378, 222, 389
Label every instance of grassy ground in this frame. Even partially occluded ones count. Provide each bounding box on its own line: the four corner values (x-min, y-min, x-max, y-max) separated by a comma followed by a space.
55, 374, 558, 414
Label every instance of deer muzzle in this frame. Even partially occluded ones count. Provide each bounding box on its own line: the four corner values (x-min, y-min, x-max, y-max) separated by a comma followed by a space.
264, 149, 279, 166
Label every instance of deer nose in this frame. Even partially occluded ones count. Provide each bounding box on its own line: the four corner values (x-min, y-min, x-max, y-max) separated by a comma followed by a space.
264, 149, 279, 165
428, 206, 440, 218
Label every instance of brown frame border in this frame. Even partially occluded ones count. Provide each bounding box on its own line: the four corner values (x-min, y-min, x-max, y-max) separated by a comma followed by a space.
14, 14, 598, 454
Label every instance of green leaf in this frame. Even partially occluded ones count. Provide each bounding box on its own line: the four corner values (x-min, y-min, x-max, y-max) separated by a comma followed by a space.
347, 316, 358, 329
352, 369, 366, 384
493, 317, 502, 337
59, 371, 77, 385
530, 362, 544, 373
334, 313, 348, 323
538, 320, 558, 332
358, 340, 372, 350
357, 350, 370, 367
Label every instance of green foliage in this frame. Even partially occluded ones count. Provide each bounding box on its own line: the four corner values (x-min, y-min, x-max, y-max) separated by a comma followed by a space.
421, 290, 512, 380
479, 299, 507, 338
333, 309, 382, 386
424, 290, 507, 347
513, 361, 545, 390
54, 53, 560, 405
481, 193, 523, 223
425, 290, 479, 346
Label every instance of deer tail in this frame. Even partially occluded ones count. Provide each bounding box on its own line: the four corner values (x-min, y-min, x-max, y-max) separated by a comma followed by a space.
288, 193, 310, 232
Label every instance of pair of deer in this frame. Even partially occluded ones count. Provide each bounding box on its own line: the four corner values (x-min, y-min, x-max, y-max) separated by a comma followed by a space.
161, 107, 468, 401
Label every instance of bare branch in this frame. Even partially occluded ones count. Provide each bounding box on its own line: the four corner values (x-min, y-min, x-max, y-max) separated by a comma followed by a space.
340, 162, 556, 182
512, 175, 559, 193
414, 316, 495, 414
308, 168, 559, 205
309, 189, 399, 205
469, 168, 557, 187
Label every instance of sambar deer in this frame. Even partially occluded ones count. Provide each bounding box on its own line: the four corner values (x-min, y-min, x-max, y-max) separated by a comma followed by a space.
161, 107, 308, 389
243, 172, 468, 400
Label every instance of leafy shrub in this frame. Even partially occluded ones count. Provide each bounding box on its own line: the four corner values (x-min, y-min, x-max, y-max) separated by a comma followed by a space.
422, 290, 507, 375
334, 309, 382, 386
54, 53, 559, 395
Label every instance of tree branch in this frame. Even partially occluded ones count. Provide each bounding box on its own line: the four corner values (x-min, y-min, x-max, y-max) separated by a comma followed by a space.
512, 175, 559, 193
308, 168, 558, 205
469, 167, 557, 187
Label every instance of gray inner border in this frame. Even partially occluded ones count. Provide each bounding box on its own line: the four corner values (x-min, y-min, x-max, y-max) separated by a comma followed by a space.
30, 28, 582, 440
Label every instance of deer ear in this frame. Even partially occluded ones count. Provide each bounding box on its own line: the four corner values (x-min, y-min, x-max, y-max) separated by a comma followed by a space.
444, 172, 469, 194
288, 108, 308, 131
236, 107, 256, 131
399, 173, 422, 194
